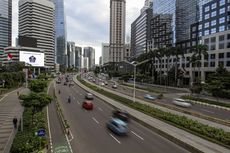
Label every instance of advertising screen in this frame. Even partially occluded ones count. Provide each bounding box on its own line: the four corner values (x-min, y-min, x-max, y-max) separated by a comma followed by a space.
19, 51, 44, 67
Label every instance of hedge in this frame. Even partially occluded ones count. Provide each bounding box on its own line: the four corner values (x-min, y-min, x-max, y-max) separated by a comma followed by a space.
11, 108, 47, 153
181, 95, 230, 108
77, 76, 230, 148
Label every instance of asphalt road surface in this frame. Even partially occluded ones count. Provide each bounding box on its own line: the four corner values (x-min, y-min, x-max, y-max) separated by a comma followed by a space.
96, 79, 230, 121
55, 77, 190, 153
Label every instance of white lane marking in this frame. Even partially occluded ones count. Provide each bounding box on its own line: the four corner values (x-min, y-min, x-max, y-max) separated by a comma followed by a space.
201, 109, 214, 114
65, 134, 73, 153
76, 101, 80, 105
131, 131, 144, 140
109, 133, 121, 144
67, 129, 74, 142
98, 107, 103, 111
92, 117, 99, 124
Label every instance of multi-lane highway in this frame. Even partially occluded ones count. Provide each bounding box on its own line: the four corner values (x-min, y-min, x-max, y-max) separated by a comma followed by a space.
92, 77, 230, 121
55, 76, 190, 153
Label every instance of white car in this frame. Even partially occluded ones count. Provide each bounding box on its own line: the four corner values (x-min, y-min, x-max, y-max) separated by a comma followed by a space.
101, 82, 105, 86
172, 98, 192, 108
112, 84, 117, 89
85, 93, 94, 100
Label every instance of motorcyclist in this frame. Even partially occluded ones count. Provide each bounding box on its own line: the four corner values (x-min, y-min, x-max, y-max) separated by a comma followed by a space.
68, 95, 71, 103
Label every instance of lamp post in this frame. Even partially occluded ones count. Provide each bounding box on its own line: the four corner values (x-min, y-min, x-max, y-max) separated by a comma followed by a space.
123, 59, 150, 102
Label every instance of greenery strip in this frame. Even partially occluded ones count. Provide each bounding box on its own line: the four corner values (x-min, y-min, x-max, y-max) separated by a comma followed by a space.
77, 76, 230, 148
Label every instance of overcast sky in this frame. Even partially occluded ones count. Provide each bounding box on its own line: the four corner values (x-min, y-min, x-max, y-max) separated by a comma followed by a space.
12, 0, 144, 64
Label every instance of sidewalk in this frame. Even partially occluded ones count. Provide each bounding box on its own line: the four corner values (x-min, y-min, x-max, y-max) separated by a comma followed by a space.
0, 87, 29, 153
74, 77, 230, 153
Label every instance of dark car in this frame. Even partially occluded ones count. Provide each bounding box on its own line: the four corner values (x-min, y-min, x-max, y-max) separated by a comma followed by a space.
64, 82, 67, 85
112, 110, 129, 122
82, 100, 93, 110
107, 118, 128, 135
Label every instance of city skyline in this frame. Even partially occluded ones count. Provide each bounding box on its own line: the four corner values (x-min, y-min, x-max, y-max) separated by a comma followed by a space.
12, 0, 144, 64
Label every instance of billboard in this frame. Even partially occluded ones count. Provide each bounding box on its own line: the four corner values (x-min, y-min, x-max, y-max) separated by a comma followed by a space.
20, 51, 44, 67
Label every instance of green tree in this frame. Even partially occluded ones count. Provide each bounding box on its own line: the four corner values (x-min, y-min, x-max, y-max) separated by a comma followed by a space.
19, 92, 52, 121
204, 80, 223, 102
29, 79, 47, 92
189, 44, 208, 84
94, 66, 100, 75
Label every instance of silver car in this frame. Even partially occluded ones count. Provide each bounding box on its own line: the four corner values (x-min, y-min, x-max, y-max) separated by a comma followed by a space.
85, 93, 94, 100
172, 98, 192, 108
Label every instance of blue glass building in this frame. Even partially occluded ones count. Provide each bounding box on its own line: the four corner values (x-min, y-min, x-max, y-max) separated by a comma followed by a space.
50, 0, 67, 67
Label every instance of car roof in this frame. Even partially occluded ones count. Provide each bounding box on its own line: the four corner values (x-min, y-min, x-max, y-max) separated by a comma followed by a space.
84, 100, 92, 103
112, 118, 127, 126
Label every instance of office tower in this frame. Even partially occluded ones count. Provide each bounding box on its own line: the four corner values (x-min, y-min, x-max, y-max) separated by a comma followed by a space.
83, 47, 95, 69
109, 0, 126, 62
75, 46, 82, 69
67, 41, 75, 68
131, 0, 152, 57
49, 0, 67, 67
99, 56, 102, 66
176, 0, 199, 43
0, 0, 12, 55
102, 43, 110, 65
19, 0, 55, 68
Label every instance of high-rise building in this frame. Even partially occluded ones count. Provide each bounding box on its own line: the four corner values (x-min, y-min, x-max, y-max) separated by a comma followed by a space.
0, 0, 12, 61
176, 0, 199, 43
102, 43, 110, 65
75, 46, 82, 69
109, 0, 126, 62
49, 0, 67, 67
19, 0, 55, 68
83, 47, 95, 69
131, 0, 152, 57
67, 41, 75, 68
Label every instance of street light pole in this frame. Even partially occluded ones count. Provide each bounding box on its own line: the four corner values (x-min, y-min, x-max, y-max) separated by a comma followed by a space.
133, 65, 136, 103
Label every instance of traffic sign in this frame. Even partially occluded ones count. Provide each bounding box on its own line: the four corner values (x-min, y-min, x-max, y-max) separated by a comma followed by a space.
37, 128, 46, 137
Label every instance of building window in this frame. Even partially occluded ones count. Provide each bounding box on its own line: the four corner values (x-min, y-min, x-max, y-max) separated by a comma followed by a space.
210, 54, 215, 59
219, 35, 225, 41
204, 38, 209, 44
205, 6, 210, 12
211, 3, 217, 9
219, 43, 225, 49
219, 61, 224, 66
219, 53, 224, 58
227, 34, 230, 40
204, 62, 208, 67
227, 52, 230, 58
211, 45, 216, 50
211, 11, 216, 17
210, 62, 215, 67
219, 8, 225, 14
220, 0, 225, 6
219, 25, 225, 32
199, 32, 202, 37
211, 20, 216, 26
211, 28, 216, 34
228, 42, 230, 48
205, 22, 209, 28
205, 14, 210, 19
211, 37, 216, 43
205, 30, 209, 35
219, 17, 225, 24
227, 61, 230, 67
198, 24, 202, 30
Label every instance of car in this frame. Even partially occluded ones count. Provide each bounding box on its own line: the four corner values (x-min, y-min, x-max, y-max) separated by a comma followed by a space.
144, 94, 157, 100
56, 80, 61, 84
101, 82, 105, 86
112, 110, 129, 122
104, 81, 108, 85
112, 84, 117, 89
64, 82, 67, 85
172, 98, 192, 108
82, 100, 93, 110
107, 118, 128, 135
69, 82, 74, 86
85, 93, 94, 100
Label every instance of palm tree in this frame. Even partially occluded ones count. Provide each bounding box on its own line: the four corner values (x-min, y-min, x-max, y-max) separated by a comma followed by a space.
171, 46, 184, 87
189, 44, 208, 84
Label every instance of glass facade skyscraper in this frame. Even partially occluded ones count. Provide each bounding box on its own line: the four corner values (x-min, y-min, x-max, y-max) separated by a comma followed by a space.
50, 0, 67, 67
152, 0, 176, 44
0, 0, 12, 54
